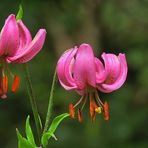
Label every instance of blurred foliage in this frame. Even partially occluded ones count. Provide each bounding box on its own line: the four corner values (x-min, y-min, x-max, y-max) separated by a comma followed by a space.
0, 0, 148, 148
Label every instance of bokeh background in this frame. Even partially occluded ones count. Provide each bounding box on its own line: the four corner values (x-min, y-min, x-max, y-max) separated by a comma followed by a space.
0, 0, 148, 148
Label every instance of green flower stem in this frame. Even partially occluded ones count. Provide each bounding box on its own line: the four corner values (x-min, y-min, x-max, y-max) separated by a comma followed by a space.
23, 63, 41, 143
43, 70, 57, 134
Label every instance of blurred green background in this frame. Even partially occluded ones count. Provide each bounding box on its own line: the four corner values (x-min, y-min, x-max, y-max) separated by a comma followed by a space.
0, 0, 148, 147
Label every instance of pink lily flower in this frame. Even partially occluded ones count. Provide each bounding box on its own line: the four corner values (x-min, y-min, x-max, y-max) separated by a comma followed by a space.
0, 14, 46, 98
57, 43, 128, 122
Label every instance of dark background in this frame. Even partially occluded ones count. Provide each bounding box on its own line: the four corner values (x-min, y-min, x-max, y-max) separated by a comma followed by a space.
0, 0, 148, 148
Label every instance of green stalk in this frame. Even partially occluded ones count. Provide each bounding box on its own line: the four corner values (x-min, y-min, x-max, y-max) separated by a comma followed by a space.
23, 63, 41, 143
43, 70, 57, 133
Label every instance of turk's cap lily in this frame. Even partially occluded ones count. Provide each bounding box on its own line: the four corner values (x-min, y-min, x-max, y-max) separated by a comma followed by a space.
0, 14, 46, 63
57, 43, 128, 93
57, 43, 128, 122
0, 14, 46, 98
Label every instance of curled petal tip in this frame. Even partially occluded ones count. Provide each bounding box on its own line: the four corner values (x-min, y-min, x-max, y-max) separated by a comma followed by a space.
37, 29, 47, 37
80, 43, 90, 47
39, 28, 47, 33
98, 53, 128, 92
7, 14, 16, 19
35, 29, 47, 38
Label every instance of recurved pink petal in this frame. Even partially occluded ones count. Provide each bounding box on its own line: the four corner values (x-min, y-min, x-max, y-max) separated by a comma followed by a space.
95, 58, 106, 83
6, 29, 46, 63
73, 43, 96, 89
65, 46, 78, 85
17, 20, 32, 50
98, 53, 128, 93
0, 14, 19, 56
102, 53, 121, 81
57, 48, 78, 90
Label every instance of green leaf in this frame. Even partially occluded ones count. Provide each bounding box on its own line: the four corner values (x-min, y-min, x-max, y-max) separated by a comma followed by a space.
25, 116, 36, 147
16, 5, 23, 21
16, 128, 34, 148
41, 113, 69, 147
47, 113, 69, 134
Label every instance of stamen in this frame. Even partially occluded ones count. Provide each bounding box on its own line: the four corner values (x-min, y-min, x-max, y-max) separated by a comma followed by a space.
89, 93, 96, 122
104, 101, 109, 121
11, 75, 20, 93
81, 95, 87, 110
2, 75, 8, 94
78, 108, 82, 123
4, 63, 14, 77
95, 107, 102, 114
74, 95, 85, 108
69, 103, 75, 119
95, 92, 104, 107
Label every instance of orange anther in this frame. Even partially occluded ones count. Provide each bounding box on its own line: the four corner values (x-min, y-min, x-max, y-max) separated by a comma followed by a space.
78, 108, 82, 123
89, 97, 96, 122
104, 101, 109, 121
11, 75, 20, 93
2, 76, 8, 94
69, 103, 75, 119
